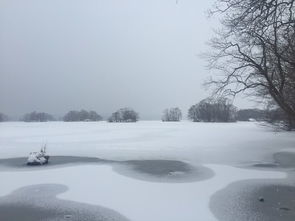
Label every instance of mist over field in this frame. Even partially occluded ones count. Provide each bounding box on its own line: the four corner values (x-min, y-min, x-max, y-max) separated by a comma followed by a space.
0, 0, 255, 120
0, 0, 295, 221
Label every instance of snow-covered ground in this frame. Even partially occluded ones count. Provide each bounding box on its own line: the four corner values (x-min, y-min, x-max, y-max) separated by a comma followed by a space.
0, 164, 286, 221
0, 121, 294, 163
0, 121, 294, 220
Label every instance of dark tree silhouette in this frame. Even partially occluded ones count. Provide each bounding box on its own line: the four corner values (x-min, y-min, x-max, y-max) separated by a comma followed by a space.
22, 112, 54, 122
188, 97, 237, 122
237, 109, 265, 121
63, 110, 102, 122
108, 108, 139, 122
207, 0, 295, 129
162, 107, 182, 122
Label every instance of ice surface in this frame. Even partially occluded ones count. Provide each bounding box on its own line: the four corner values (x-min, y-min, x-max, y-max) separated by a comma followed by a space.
0, 121, 293, 221
0, 121, 294, 164
0, 165, 286, 221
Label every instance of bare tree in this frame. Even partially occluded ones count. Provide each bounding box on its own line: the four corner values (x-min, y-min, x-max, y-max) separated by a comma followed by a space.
188, 104, 200, 122
108, 108, 139, 122
108, 111, 121, 122
188, 97, 237, 122
207, 0, 295, 129
162, 107, 182, 121
63, 110, 102, 122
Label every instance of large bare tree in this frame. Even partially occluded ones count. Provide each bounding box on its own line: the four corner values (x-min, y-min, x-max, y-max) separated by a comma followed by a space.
207, 0, 295, 129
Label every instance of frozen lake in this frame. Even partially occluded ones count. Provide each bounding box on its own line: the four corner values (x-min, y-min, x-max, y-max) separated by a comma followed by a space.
1, 121, 294, 163
0, 121, 294, 221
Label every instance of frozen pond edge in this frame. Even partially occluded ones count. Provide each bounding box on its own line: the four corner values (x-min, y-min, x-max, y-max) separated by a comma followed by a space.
0, 156, 214, 183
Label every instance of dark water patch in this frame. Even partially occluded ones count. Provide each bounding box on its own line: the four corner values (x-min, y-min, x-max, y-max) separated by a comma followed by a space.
0, 156, 214, 183
274, 152, 295, 168
0, 156, 111, 171
0, 205, 58, 221
237, 161, 280, 171
252, 163, 279, 168
113, 160, 214, 183
0, 184, 129, 221
210, 180, 295, 221
242, 152, 295, 170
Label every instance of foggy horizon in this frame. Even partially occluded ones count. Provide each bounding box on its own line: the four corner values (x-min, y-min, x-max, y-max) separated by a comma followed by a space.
0, 0, 257, 120
1, 1, 295, 220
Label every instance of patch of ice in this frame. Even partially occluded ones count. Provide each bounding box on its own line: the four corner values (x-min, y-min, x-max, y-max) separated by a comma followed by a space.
0, 164, 286, 221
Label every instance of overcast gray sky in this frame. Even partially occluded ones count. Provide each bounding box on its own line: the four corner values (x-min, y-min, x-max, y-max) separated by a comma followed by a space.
0, 0, 256, 119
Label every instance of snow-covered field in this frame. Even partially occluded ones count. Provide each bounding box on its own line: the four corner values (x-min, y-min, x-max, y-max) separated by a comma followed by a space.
1, 121, 294, 163
0, 121, 294, 221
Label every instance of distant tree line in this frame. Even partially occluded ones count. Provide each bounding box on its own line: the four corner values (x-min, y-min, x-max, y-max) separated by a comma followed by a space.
162, 107, 182, 122
108, 108, 139, 122
0, 113, 8, 122
237, 108, 287, 123
264, 108, 287, 124
63, 110, 102, 122
187, 98, 287, 124
237, 109, 265, 121
22, 111, 55, 122
2, 102, 289, 124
